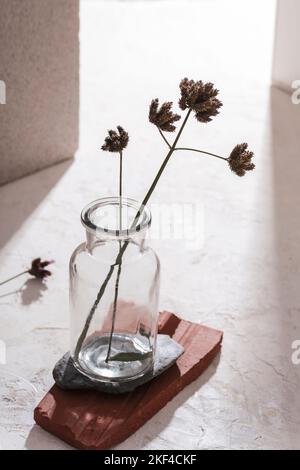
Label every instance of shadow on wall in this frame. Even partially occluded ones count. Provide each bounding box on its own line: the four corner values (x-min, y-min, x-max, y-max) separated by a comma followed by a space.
270, 85, 300, 449
271, 85, 300, 308
0, 0, 80, 186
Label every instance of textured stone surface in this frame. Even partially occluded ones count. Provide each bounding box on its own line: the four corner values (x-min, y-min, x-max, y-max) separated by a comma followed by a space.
53, 334, 184, 394
34, 312, 223, 450
1, 0, 300, 451
0, 0, 79, 185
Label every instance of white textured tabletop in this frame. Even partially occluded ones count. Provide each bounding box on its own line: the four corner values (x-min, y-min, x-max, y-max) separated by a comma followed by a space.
0, 0, 300, 450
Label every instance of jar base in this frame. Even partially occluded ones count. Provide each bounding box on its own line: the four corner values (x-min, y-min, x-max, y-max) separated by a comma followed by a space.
74, 333, 153, 383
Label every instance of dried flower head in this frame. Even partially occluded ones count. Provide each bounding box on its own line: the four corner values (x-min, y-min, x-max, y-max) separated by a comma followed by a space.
179, 78, 222, 123
101, 126, 129, 153
28, 258, 54, 279
228, 143, 255, 177
149, 99, 181, 132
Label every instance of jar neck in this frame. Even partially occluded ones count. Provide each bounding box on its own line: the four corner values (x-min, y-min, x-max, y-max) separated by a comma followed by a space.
85, 229, 149, 251
81, 197, 151, 249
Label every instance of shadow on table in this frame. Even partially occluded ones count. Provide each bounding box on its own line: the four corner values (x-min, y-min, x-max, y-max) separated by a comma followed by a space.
0, 278, 48, 305
0, 159, 73, 250
20, 278, 48, 305
26, 425, 73, 450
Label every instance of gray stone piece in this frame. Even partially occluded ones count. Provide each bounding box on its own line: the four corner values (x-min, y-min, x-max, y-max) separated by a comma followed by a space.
53, 334, 184, 394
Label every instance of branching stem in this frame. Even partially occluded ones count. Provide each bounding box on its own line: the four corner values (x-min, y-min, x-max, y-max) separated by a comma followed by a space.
175, 147, 228, 161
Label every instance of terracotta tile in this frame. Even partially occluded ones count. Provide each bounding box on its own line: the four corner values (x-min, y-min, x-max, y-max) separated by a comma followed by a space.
34, 312, 223, 450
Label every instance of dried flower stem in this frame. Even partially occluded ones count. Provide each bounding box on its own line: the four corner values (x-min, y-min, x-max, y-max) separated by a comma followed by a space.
0, 258, 54, 286
175, 147, 228, 161
74, 264, 116, 360
157, 128, 227, 162
74, 109, 192, 359
106, 260, 122, 362
105, 151, 123, 363
0, 270, 28, 286
158, 128, 171, 148
142, 109, 191, 207
119, 151, 123, 229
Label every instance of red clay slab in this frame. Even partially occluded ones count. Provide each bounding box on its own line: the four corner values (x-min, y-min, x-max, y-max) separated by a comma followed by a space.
34, 311, 223, 450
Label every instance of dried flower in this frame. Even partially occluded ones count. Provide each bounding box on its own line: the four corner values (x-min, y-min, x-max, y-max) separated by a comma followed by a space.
228, 143, 255, 177
179, 78, 222, 123
28, 258, 54, 279
101, 126, 129, 153
75, 78, 255, 361
149, 99, 181, 132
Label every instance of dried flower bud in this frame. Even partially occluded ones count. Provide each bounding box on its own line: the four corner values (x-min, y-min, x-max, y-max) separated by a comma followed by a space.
28, 258, 54, 279
149, 98, 181, 132
179, 78, 222, 123
101, 126, 129, 153
228, 143, 255, 177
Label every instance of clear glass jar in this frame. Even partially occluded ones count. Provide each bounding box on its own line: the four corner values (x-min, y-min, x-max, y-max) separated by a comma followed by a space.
69, 197, 160, 384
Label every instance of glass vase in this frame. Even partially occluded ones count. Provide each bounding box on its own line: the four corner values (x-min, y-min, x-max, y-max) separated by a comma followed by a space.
69, 197, 160, 383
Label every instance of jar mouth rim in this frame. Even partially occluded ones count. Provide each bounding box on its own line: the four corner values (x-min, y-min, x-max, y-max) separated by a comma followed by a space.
81, 197, 151, 238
